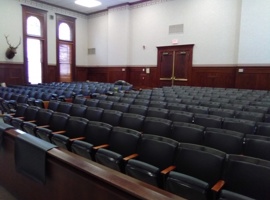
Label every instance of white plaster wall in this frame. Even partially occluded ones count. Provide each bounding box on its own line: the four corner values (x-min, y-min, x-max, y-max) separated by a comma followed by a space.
88, 13, 109, 66
76, 17, 89, 66
107, 7, 130, 66
0, 0, 23, 63
129, 0, 242, 65
238, 0, 270, 65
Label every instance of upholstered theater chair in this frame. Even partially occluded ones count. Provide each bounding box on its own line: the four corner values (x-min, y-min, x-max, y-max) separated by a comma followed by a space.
212, 155, 270, 200
243, 134, 270, 161
3, 103, 28, 125
22, 108, 53, 136
10, 106, 40, 130
165, 143, 226, 200
83, 107, 104, 121
204, 127, 244, 154
50, 116, 89, 150
193, 113, 223, 129
35, 112, 70, 142
100, 109, 122, 126
142, 117, 172, 137
69, 104, 87, 117
95, 127, 141, 172
119, 113, 145, 131
125, 134, 178, 188
168, 110, 193, 123
170, 122, 204, 145
71, 121, 112, 160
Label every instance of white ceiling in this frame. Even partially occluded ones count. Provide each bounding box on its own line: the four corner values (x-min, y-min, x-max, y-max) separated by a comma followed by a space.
35, 0, 144, 14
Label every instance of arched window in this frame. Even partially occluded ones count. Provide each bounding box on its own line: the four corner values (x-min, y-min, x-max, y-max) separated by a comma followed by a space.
23, 6, 47, 84
56, 14, 76, 83
27, 16, 41, 36
59, 22, 71, 41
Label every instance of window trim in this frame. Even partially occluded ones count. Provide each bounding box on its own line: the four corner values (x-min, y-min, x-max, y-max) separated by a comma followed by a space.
56, 14, 76, 82
22, 5, 48, 84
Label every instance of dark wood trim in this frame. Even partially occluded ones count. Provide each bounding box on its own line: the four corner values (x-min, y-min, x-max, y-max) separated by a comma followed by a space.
0, 63, 25, 85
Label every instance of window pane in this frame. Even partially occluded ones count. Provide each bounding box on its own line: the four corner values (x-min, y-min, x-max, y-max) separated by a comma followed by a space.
59, 23, 71, 41
27, 16, 41, 36
27, 38, 42, 84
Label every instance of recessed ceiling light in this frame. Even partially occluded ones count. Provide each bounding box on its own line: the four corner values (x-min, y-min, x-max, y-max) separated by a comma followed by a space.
75, 0, 102, 8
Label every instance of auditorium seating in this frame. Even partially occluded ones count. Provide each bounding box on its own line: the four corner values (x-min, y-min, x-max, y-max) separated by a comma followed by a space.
50, 116, 89, 150
213, 155, 270, 200
3, 84, 270, 199
35, 112, 70, 142
164, 143, 226, 200
22, 108, 54, 135
95, 126, 141, 172
125, 134, 178, 188
71, 121, 112, 160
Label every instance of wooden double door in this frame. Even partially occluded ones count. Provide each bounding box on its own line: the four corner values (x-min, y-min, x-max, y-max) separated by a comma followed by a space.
157, 44, 194, 86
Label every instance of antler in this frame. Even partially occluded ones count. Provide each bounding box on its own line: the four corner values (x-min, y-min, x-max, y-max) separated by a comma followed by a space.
15, 37, 21, 49
4, 35, 12, 47
4, 35, 21, 49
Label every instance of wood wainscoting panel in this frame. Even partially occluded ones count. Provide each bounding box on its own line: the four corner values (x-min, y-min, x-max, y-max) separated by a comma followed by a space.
129, 67, 158, 89
46, 65, 58, 83
191, 67, 236, 88
235, 67, 270, 90
108, 67, 127, 83
74, 66, 88, 81
87, 67, 108, 82
0, 63, 25, 85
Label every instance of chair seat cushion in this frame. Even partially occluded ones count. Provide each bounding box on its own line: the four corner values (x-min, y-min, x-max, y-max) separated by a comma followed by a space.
95, 148, 123, 171
22, 122, 37, 135
219, 190, 255, 200
71, 140, 94, 160
51, 134, 69, 150
36, 127, 52, 143
165, 171, 209, 199
11, 118, 24, 129
125, 159, 160, 187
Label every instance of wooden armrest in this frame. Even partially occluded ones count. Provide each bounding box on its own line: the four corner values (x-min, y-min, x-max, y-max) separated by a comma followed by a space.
93, 144, 109, 150
43, 101, 49, 109
123, 153, 138, 161
211, 180, 225, 192
52, 130, 66, 135
26, 120, 36, 123
65, 98, 73, 103
69, 137, 85, 142
161, 165, 176, 174
37, 125, 49, 128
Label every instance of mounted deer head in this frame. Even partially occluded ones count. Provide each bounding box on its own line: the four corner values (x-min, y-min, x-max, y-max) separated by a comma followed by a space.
4, 35, 21, 59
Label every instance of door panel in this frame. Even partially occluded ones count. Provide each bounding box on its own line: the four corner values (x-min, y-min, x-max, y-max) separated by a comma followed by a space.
174, 50, 188, 82
160, 51, 173, 81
